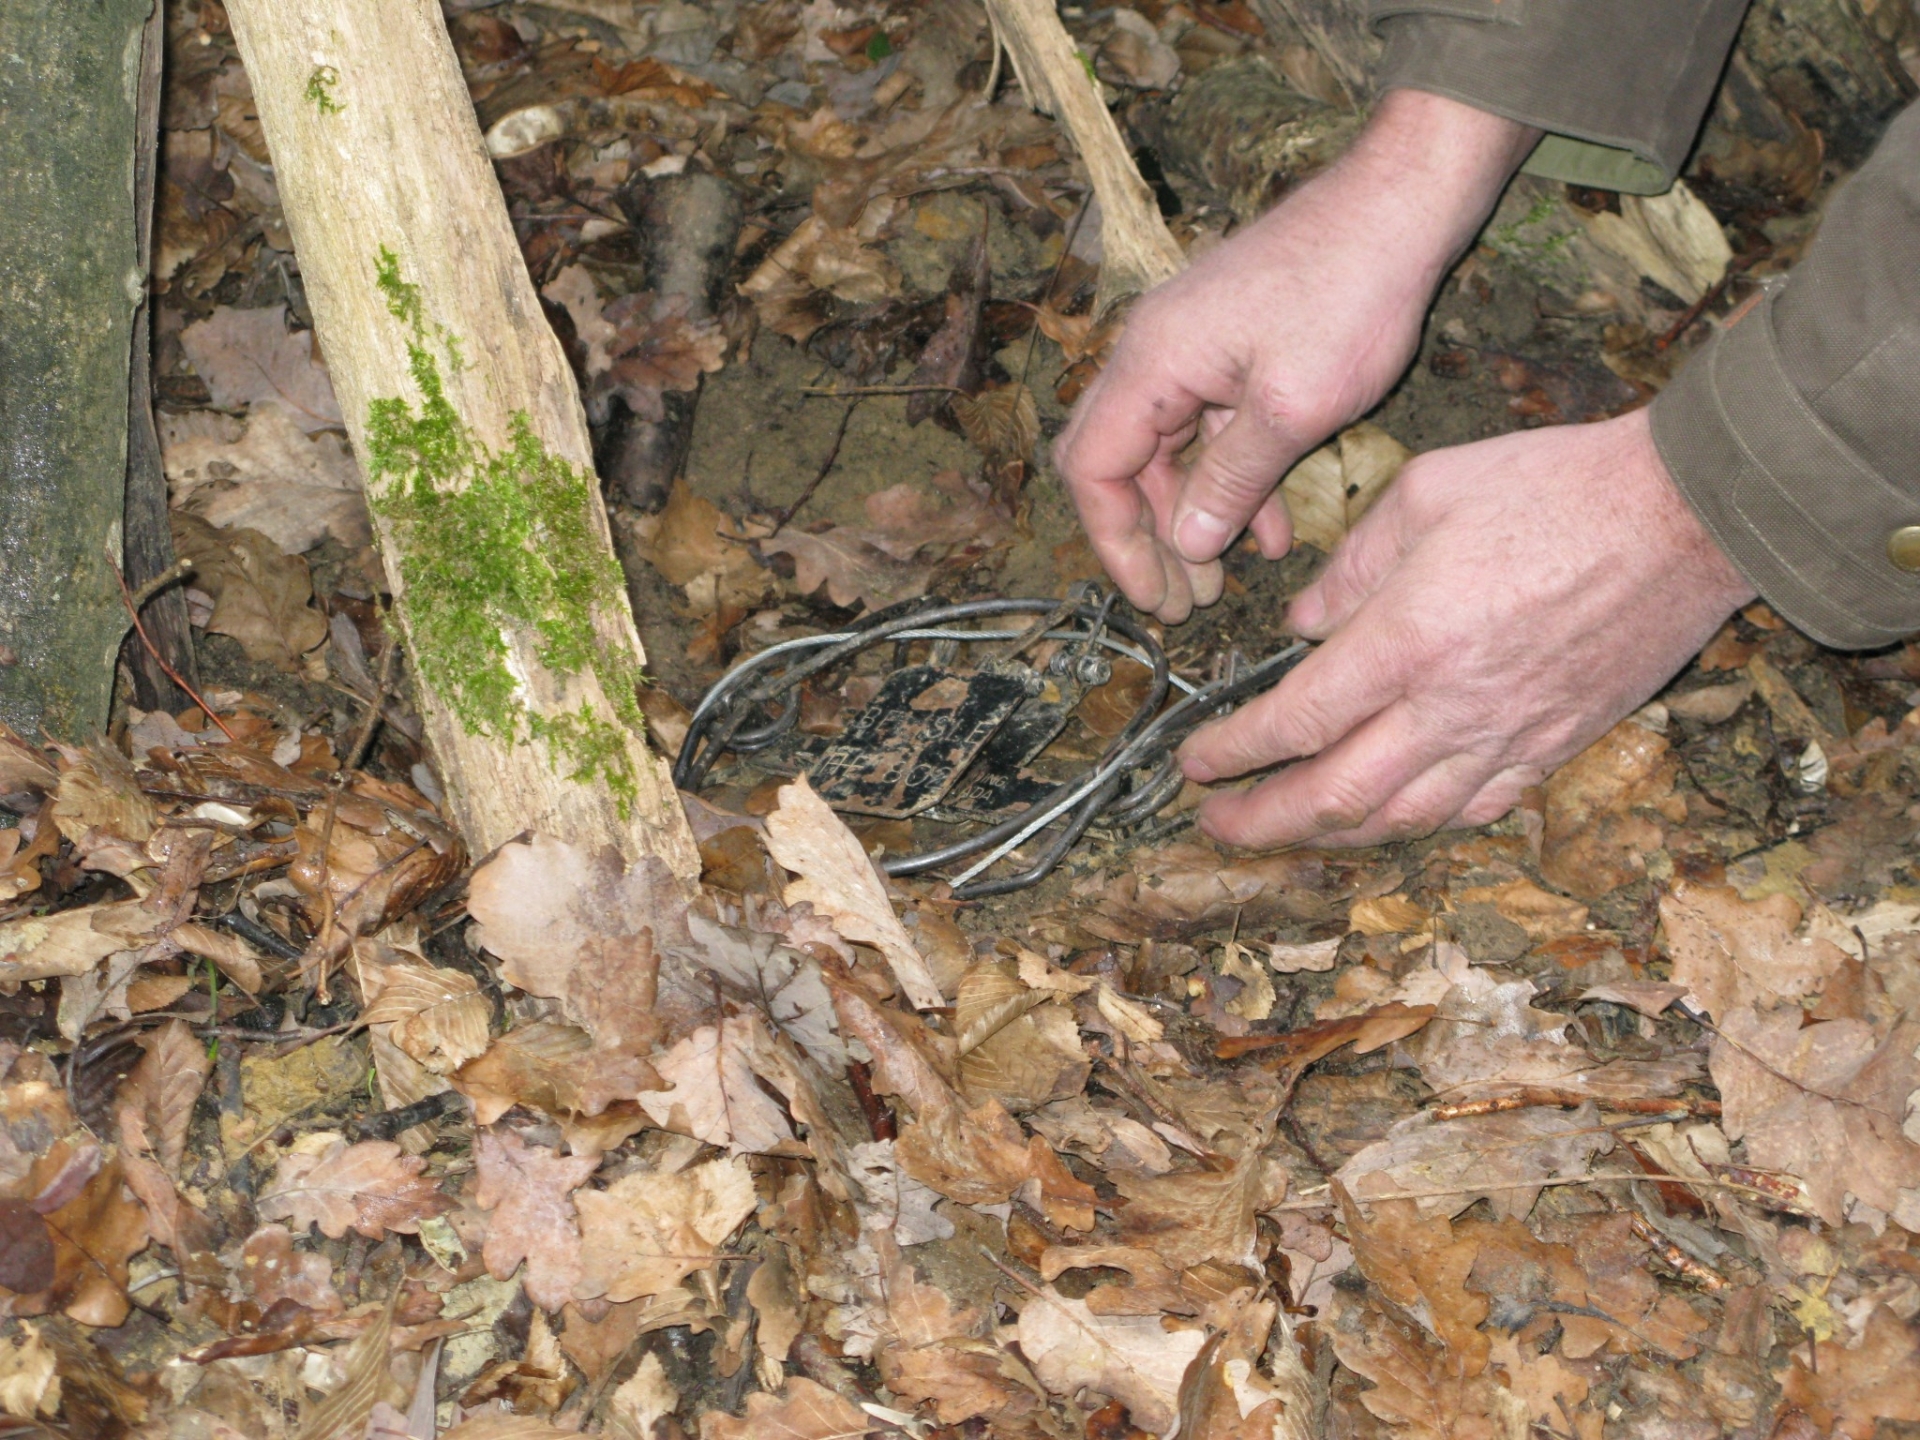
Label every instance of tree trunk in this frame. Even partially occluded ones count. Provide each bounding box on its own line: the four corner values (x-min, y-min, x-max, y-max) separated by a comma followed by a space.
0, 0, 153, 740
223, 0, 698, 878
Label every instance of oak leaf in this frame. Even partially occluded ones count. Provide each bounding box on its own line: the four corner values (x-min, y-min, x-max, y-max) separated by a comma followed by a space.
575, 1156, 756, 1303
1336, 1105, 1615, 1221
473, 1127, 601, 1311
636, 1013, 797, 1155
1711, 1008, 1920, 1229
1327, 1289, 1501, 1440
468, 835, 689, 1056
257, 1138, 450, 1240
1780, 1309, 1920, 1439
1661, 883, 1847, 1020
454, 1020, 660, 1134
699, 1376, 876, 1440
1016, 1285, 1207, 1435
178, 303, 343, 433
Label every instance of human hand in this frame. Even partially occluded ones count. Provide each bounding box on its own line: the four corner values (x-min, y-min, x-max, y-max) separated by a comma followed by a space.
1177, 409, 1757, 848
1053, 89, 1539, 623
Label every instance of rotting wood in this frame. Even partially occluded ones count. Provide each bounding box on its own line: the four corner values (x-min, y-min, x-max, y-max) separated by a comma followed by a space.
984, 0, 1186, 315
222, 0, 698, 878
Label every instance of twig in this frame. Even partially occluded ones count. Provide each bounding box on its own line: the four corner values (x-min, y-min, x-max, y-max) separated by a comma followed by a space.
1269, 1169, 1803, 1212
106, 545, 237, 741
342, 622, 400, 772
768, 396, 860, 538
799, 383, 964, 397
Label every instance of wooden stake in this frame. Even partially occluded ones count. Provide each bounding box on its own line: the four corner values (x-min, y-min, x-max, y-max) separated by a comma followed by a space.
223, 0, 697, 878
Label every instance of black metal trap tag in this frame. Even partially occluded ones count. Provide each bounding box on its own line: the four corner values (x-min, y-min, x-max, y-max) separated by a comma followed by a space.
807, 660, 1036, 818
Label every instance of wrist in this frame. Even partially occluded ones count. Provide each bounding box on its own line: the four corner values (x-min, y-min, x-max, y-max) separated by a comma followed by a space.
1329, 88, 1540, 284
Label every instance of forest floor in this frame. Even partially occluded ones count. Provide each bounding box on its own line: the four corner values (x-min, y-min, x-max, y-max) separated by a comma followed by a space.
4, 1, 1920, 1438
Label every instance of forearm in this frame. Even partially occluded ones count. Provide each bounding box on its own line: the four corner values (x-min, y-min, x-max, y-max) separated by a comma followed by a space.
1307, 88, 1539, 292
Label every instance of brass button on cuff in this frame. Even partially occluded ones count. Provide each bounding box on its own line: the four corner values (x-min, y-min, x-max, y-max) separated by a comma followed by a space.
1891, 526, 1920, 573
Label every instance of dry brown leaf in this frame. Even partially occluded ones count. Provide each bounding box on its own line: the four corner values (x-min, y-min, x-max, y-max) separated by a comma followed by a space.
171, 512, 329, 671
1016, 1285, 1207, 1435
1280, 422, 1409, 553
764, 778, 943, 1008
1349, 894, 1430, 937
291, 1291, 392, 1440
699, 1376, 876, 1440
951, 383, 1039, 465
1177, 1296, 1318, 1440
473, 1126, 601, 1311
468, 835, 687, 1057
832, 977, 1097, 1229
0, 1322, 59, 1420
178, 304, 343, 433
0, 905, 138, 983
1327, 1288, 1501, 1440
1336, 1105, 1614, 1221
607, 1351, 679, 1440
257, 1137, 450, 1240
1660, 884, 1847, 1021
1112, 1147, 1269, 1270
442, 1416, 580, 1440
575, 1155, 756, 1303
359, 960, 492, 1073
1340, 1196, 1490, 1374
114, 1020, 211, 1177
858, 469, 1014, 556
239, 1224, 342, 1314
1451, 877, 1590, 941
759, 525, 944, 614
1540, 716, 1684, 900
163, 401, 371, 553
637, 1013, 797, 1155
954, 961, 1088, 1113
1074, 841, 1356, 940
1710, 1008, 1920, 1229
453, 1020, 659, 1134
625, 480, 767, 609
1780, 1309, 1920, 1439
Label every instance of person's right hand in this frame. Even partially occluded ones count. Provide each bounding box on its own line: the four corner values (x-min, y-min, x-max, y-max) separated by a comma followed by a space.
1053, 89, 1540, 623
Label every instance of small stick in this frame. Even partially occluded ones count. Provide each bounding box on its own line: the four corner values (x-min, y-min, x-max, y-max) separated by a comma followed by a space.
799, 383, 965, 397
106, 546, 237, 741
769, 396, 860, 538
342, 623, 400, 772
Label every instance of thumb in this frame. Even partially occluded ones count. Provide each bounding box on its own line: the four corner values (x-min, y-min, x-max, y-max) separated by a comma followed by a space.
1286, 489, 1414, 638
1168, 407, 1305, 564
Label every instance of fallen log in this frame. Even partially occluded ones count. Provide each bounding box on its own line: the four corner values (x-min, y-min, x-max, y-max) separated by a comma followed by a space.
223, 0, 697, 877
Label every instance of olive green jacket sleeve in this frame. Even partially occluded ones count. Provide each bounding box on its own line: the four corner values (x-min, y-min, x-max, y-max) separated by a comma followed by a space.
1370, 1, 1920, 648
1650, 104, 1920, 649
1369, 0, 1751, 194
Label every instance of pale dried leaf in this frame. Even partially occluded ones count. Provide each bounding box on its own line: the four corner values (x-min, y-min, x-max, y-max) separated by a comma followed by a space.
607, 1351, 679, 1440
360, 961, 492, 1073
115, 1020, 211, 1176
258, 1138, 450, 1240
179, 304, 343, 433
164, 401, 370, 553
0, 906, 135, 983
1661, 883, 1847, 1020
1336, 1105, 1615, 1220
576, 1156, 756, 1303
950, 384, 1039, 465
1016, 1286, 1207, 1435
699, 1376, 876, 1440
473, 1127, 601, 1311
637, 1014, 797, 1155
765, 778, 943, 1008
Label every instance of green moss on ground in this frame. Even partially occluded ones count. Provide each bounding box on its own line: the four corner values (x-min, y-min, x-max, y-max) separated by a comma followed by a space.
364, 250, 642, 810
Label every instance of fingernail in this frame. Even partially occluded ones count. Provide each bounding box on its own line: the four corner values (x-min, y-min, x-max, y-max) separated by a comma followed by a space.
1180, 750, 1217, 783
1174, 508, 1233, 563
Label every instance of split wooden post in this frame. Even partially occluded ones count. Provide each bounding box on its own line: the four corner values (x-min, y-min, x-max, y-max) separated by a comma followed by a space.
223, 0, 698, 878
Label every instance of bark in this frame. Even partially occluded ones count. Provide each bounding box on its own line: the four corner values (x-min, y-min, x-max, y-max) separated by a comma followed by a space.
985, 0, 1185, 314
124, 0, 200, 714
0, 0, 152, 739
223, 0, 698, 877
1733, 0, 1918, 168
597, 169, 744, 516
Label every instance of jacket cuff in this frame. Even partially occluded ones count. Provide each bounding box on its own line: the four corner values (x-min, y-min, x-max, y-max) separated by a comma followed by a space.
1650, 294, 1920, 650
1369, 0, 1747, 195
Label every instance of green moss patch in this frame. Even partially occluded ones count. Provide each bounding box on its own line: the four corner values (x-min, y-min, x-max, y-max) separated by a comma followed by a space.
364, 251, 642, 810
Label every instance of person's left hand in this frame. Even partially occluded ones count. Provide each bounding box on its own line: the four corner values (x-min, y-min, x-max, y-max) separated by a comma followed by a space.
1177, 408, 1758, 849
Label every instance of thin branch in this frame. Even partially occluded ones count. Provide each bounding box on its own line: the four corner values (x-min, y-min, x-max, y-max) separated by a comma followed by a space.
106, 545, 236, 741
769, 396, 860, 538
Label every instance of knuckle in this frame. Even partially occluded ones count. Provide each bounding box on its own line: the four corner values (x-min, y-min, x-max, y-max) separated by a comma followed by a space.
1377, 793, 1445, 839
1307, 773, 1373, 833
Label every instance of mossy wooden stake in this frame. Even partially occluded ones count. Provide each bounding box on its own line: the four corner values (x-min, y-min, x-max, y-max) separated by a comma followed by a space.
223, 0, 697, 878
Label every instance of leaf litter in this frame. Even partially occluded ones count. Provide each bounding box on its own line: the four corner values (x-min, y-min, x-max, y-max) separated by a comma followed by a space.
23, 0, 1920, 1435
